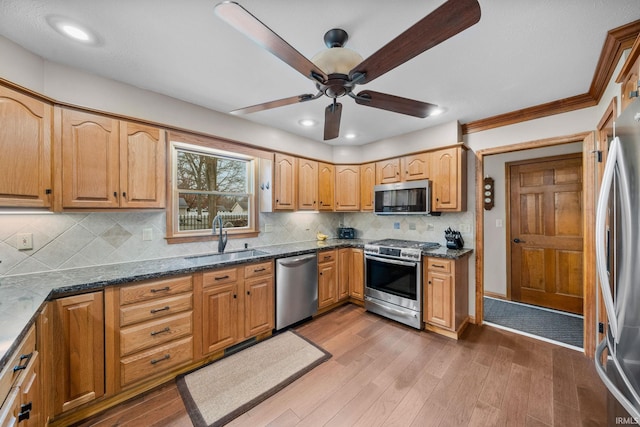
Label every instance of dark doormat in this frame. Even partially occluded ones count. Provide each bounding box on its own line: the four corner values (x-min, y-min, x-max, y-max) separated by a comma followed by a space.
483, 296, 583, 348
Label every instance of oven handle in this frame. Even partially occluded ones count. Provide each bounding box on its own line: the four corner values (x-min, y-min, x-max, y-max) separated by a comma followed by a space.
365, 254, 418, 268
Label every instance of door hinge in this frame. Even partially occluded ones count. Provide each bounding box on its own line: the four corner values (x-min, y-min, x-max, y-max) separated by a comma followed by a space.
598, 322, 604, 334
591, 150, 602, 162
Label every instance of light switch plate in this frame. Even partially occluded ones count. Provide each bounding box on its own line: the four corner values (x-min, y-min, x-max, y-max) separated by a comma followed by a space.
17, 233, 33, 250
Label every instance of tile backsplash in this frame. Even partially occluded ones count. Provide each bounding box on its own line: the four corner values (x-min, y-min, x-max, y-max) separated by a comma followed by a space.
0, 210, 474, 276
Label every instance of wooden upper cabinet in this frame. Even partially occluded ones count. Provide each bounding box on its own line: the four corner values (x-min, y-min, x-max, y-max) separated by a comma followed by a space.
0, 86, 52, 208
318, 162, 335, 211
375, 158, 401, 184
616, 34, 640, 112
402, 152, 431, 181
119, 122, 166, 208
431, 146, 467, 212
60, 108, 166, 209
298, 158, 318, 210
274, 153, 297, 210
61, 109, 120, 209
335, 165, 360, 211
360, 163, 375, 211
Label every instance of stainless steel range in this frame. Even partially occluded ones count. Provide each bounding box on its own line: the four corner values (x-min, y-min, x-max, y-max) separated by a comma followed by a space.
364, 239, 440, 329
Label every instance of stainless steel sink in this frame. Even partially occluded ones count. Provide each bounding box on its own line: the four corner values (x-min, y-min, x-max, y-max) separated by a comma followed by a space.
184, 249, 268, 263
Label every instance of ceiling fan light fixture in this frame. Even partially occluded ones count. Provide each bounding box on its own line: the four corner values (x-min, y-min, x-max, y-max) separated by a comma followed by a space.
345, 132, 357, 139
430, 107, 445, 117
311, 48, 363, 75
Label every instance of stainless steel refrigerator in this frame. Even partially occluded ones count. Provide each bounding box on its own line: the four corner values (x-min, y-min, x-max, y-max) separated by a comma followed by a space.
595, 97, 640, 421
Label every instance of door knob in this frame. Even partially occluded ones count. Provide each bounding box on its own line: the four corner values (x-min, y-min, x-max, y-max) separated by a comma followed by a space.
513, 238, 525, 243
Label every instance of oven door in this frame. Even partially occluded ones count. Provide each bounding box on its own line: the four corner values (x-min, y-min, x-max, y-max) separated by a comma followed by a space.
364, 254, 421, 312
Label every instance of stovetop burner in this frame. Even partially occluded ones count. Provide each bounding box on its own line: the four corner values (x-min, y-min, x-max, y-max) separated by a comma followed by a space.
368, 239, 440, 250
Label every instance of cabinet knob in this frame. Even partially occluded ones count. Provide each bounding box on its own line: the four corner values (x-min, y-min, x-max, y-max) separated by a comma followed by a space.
113, 191, 118, 198
428, 280, 432, 285
630, 90, 639, 99
247, 291, 251, 295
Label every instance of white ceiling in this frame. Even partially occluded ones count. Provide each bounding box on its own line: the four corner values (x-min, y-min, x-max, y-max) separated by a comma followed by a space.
1, 1, 639, 145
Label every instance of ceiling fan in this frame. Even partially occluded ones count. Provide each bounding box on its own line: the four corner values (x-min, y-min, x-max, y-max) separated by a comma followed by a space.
214, 0, 481, 140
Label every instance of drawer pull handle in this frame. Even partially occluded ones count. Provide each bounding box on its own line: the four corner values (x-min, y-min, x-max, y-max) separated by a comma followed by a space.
215, 275, 230, 281
13, 353, 31, 372
150, 286, 170, 293
150, 306, 170, 314
150, 354, 171, 365
432, 264, 445, 269
324, 256, 331, 260
253, 267, 266, 272
150, 327, 171, 336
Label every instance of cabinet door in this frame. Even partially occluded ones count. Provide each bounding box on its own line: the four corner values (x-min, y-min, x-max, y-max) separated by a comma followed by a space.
360, 163, 375, 211
318, 162, 335, 211
375, 158, 401, 184
18, 351, 41, 427
244, 275, 274, 337
61, 109, 120, 208
202, 283, 238, 355
349, 249, 364, 300
119, 122, 166, 208
0, 86, 52, 208
335, 165, 360, 211
402, 153, 430, 181
432, 146, 466, 211
425, 271, 453, 329
318, 262, 337, 309
337, 249, 350, 301
52, 292, 104, 414
274, 153, 297, 210
298, 158, 318, 210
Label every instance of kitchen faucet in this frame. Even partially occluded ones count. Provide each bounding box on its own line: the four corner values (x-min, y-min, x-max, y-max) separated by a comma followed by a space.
212, 215, 228, 253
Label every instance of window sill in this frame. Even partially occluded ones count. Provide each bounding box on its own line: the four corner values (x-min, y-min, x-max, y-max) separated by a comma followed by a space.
165, 231, 260, 245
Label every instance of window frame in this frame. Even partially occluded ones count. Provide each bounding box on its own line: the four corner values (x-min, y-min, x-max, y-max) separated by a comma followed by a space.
166, 133, 262, 244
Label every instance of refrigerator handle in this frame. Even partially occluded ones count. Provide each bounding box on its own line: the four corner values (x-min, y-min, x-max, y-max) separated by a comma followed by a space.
595, 338, 640, 420
595, 136, 620, 340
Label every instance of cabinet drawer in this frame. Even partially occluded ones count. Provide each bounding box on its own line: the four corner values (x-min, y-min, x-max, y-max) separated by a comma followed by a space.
120, 311, 193, 357
426, 258, 452, 274
0, 325, 35, 401
120, 275, 193, 305
120, 293, 193, 327
203, 268, 238, 287
120, 337, 193, 387
244, 261, 273, 279
318, 250, 336, 263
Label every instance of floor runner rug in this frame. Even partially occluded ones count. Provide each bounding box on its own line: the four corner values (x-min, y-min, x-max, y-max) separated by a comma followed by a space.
176, 331, 331, 427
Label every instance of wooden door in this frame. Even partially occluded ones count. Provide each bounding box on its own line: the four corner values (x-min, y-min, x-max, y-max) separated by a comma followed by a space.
119, 122, 166, 208
335, 165, 360, 211
274, 153, 296, 210
337, 249, 350, 301
508, 153, 584, 314
360, 163, 375, 211
202, 283, 238, 354
244, 276, 274, 337
297, 158, 318, 210
375, 158, 400, 184
61, 109, 120, 208
349, 249, 364, 300
52, 292, 104, 415
402, 153, 430, 181
426, 270, 452, 329
0, 86, 52, 208
318, 162, 335, 211
318, 262, 337, 308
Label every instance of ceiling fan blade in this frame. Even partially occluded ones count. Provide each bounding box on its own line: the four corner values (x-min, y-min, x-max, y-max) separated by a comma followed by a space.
350, 0, 480, 84
230, 93, 319, 115
354, 90, 438, 118
324, 102, 342, 140
215, 2, 328, 83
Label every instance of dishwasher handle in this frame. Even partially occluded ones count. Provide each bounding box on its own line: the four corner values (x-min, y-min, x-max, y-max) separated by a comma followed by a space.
277, 253, 317, 267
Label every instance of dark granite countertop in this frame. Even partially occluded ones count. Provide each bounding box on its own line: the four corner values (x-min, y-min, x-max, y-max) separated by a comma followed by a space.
0, 238, 472, 371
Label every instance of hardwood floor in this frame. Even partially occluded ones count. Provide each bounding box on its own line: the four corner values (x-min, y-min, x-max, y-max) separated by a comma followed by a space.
76, 304, 608, 427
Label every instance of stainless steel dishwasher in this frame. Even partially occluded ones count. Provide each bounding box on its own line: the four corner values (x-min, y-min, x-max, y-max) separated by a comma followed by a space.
275, 253, 318, 330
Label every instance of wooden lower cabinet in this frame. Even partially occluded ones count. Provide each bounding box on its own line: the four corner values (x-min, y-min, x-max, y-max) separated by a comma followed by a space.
423, 256, 469, 339
0, 325, 40, 427
337, 248, 364, 302
318, 250, 338, 309
50, 292, 105, 415
198, 261, 274, 358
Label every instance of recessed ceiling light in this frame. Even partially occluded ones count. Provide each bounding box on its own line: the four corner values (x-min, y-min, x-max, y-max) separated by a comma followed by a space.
345, 133, 357, 139
430, 108, 444, 117
47, 15, 99, 45
298, 119, 317, 127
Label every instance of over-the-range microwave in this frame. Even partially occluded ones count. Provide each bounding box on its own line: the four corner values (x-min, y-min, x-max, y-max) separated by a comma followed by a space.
374, 179, 432, 215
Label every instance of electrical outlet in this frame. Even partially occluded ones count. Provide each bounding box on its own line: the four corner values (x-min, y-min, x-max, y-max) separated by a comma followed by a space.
17, 233, 33, 250
496, 219, 503, 228
426, 223, 434, 231
393, 222, 400, 230
409, 223, 416, 231
264, 223, 272, 233
142, 228, 153, 241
